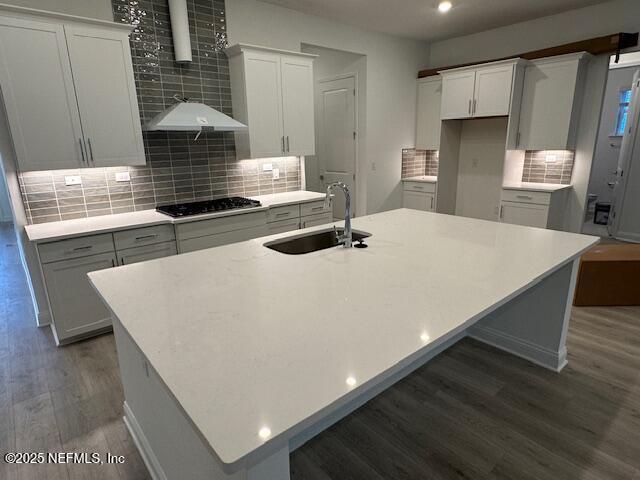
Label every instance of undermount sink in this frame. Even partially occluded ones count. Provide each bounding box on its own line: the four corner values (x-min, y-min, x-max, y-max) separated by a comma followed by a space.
264, 227, 371, 255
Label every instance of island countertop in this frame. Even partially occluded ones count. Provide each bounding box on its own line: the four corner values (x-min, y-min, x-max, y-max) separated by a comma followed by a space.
88, 209, 597, 470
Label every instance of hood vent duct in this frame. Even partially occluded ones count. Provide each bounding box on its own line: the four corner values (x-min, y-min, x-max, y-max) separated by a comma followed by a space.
168, 0, 192, 63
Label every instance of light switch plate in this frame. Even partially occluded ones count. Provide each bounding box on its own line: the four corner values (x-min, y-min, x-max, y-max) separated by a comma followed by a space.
64, 175, 82, 186
115, 171, 131, 182
262, 163, 273, 171
272, 168, 280, 180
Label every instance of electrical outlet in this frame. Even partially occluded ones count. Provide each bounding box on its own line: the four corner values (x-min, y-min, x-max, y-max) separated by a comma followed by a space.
64, 175, 82, 186
115, 171, 131, 182
545, 154, 557, 163
272, 168, 280, 180
262, 163, 273, 171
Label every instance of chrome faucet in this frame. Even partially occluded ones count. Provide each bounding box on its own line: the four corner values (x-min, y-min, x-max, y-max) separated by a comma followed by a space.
324, 182, 352, 248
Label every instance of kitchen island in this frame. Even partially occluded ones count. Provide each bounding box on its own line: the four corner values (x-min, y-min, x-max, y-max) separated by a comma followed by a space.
88, 209, 597, 480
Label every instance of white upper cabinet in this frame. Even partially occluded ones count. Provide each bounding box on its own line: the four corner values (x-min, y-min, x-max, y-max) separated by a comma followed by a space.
281, 55, 315, 156
415, 76, 442, 150
65, 25, 145, 167
227, 44, 316, 159
0, 16, 84, 171
516, 53, 590, 151
473, 65, 515, 117
440, 70, 476, 120
0, 8, 144, 172
440, 59, 522, 120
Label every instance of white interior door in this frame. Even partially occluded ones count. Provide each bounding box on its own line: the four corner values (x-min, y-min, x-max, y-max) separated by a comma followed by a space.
316, 76, 357, 219
0, 16, 84, 171
281, 55, 315, 156
244, 51, 285, 158
65, 25, 145, 167
610, 70, 640, 241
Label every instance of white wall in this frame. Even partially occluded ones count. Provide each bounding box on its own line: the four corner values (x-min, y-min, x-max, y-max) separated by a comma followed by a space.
0, 99, 49, 326
588, 66, 637, 204
429, 0, 640, 68
1, 0, 112, 20
226, 0, 430, 214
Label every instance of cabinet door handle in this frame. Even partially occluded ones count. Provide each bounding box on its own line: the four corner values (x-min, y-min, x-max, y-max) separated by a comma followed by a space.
79, 138, 86, 165
67, 245, 92, 253
286, 136, 290, 153
473, 99, 477, 115
281, 136, 285, 153
135, 234, 158, 241
468, 100, 472, 115
120, 258, 125, 265
516, 195, 533, 200
499, 205, 504, 219
111, 258, 116, 267
87, 138, 95, 164
275, 212, 290, 218
311, 206, 323, 211
430, 196, 434, 210
413, 185, 424, 190
516, 132, 521, 148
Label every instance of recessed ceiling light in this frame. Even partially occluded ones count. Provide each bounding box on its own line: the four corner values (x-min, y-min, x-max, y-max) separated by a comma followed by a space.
438, 1, 452, 13
258, 427, 271, 440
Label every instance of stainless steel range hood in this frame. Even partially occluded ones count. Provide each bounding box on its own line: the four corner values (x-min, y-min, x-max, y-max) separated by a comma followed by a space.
145, 98, 247, 133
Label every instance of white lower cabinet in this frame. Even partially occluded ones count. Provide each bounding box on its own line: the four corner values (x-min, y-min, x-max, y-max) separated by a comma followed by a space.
403, 191, 435, 212
499, 188, 569, 229
117, 241, 177, 266
402, 181, 437, 212
301, 212, 333, 228
178, 225, 268, 253
500, 202, 549, 228
42, 251, 117, 344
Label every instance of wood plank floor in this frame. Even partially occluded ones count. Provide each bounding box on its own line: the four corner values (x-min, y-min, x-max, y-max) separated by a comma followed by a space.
1, 223, 639, 479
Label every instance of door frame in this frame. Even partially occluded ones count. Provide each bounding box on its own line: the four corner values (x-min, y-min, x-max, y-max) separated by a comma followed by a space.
316, 72, 360, 216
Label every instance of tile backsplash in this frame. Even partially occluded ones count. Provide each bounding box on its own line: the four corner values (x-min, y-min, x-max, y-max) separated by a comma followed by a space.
401, 149, 439, 178
521, 150, 574, 185
19, 0, 302, 224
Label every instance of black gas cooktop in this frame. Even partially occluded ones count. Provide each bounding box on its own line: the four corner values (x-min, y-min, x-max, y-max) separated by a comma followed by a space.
156, 197, 262, 218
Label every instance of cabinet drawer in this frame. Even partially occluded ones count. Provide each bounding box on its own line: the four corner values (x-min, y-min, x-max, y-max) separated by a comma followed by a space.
176, 211, 267, 241
179, 225, 267, 253
301, 212, 333, 228
501, 189, 551, 205
300, 200, 330, 217
117, 241, 177, 266
38, 233, 115, 264
267, 204, 300, 223
113, 224, 175, 251
403, 181, 436, 194
267, 218, 300, 235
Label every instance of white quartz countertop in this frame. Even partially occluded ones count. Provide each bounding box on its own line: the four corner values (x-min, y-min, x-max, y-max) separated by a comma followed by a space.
402, 175, 438, 183
88, 209, 597, 469
502, 182, 573, 193
25, 191, 326, 243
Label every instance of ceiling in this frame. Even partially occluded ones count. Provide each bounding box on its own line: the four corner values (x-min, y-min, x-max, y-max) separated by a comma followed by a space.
258, 0, 610, 42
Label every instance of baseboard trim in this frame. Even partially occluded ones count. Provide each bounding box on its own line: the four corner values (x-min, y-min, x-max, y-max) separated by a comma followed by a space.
37, 310, 51, 327
468, 326, 566, 372
123, 401, 167, 480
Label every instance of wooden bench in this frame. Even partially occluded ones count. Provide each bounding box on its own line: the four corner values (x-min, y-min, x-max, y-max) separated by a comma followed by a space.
574, 243, 640, 306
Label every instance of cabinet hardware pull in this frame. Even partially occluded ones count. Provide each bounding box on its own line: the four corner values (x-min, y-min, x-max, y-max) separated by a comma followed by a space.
516, 195, 533, 200
286, 136, 290, 153
281, 136, 285, 153
516, 132, 521, 148
121, 258, 125, 265
135, 234, 158, 241
413, 185, 424, 190
69, 245, 92, 252
276, 212, 289, 217
468, 100, 472, 115
500, 205, 504, 219
111, 258, 116, 267
311, 206, 323, 211
430, 197, 434, 209
473, 99, 477, 115
79, 138, 86, 164
87, 138, 95, 163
